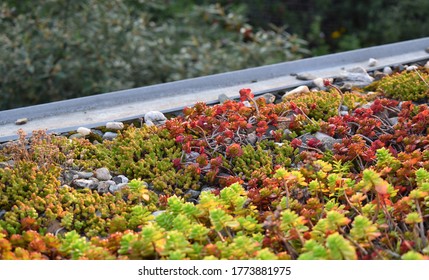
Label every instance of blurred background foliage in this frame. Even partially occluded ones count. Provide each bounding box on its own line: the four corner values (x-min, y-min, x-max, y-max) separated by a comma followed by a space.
1, 0, 428, 110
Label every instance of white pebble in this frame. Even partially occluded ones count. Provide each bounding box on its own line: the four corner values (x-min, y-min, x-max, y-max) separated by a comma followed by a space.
383, 66, 393, 75
106, 121, 124, 130
144, 111, 167, 126
424, 61, 429, 70
406, 65, 418, 71
368, 58, 377, 67
77, 127, 91, 136
282, 85, 310, 101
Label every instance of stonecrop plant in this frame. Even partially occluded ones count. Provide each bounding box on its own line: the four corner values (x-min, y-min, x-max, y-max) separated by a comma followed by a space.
1, 66, 429, 259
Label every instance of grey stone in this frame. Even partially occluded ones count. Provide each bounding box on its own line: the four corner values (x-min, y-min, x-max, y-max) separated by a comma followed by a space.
112, 175, 129, 184
106, 121, 124, 130
72, 179, 98, 190
406, 65, 418, 71
383, 66, 393, 75
340, 105, 349, 111
246, 132, 258, 145
339, 67, 374, 89
77, 127, 91, 136
102, 132, 118, 140
185, 189, 201, 199
312, 77, 328, 89
0, 210, 6, 219
69, 133, 84, 139
91, 129, 104, 137
95, 167, 112, 181
256, 93, 276, 104
388, 117, 398, 126
77, 171, 94, 179
314, 132, 342, 151
152, 210, 166, 217
296, 72, 317, 81
282, 85, 310, 101
98, 180, 116, 194
218, 94, 231, 104
201, 187, 217, 193
368, 58, 377, 67
340, 111, 349, 116
144, 111, 167, 126
15, 118, 28, 125
109, 182, 128, 194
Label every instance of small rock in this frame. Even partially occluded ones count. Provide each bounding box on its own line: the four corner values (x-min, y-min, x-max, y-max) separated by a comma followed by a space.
218, 94, 231, 104
296, 72, 317, 81
388, 117, 398, 126
314, 132, 342, 151
112, 175, 129, 184
242, 100, 252, 107
69, 133, 84, 139
144, 111, 167, 126
109, 182, 128, 194
406, 65, 418, 71
201, 187, 217, 193
425, 61, 429, 70
72, 179, 98, 190
77, 127, 91, 136
152, 210, 166, 217
91, 129, 104, 137
98, 180, 116, 194
95, 167, 112, 181
368, 58, 378, 67
77, 171, 94, 179
256, 93, 276, 104
373, 71, 386, 81
383, 66, 393, 75
340, 111, 349, 116
340, 105, 349, 111
0, 210, 6, 219
102, 132, 118, 140
312, 77, 330, 89
339, 67, 374, 89
246, 132, 258, 145
282, 85, 310, 101
185, 189, 201, 199
15, 118, 28, 125
106, 121, 124, 130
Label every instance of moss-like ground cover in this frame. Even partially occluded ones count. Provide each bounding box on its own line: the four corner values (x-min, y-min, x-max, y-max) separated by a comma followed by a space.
1, 68, 429, 260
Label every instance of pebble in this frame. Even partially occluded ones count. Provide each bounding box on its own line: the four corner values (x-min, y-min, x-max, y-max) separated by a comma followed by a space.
368, 58, 378, 67
112, 175, 129, 184
339, 67, 374, 89
388, 117, 398, 126
425, 61, 429, 70
144, 111, 167, 126
0, 210, 6, 219
256, 93, 276, 104
314, 132, 342, 151
77, 171, 94, 179
296, 72, 317, 81
406, 65, 418, 71
282, 85, 310, 101
312, 77, 329, 89
72, 179, 98, 190
97, 180, 116, 194
109, 182, 128, 194
95, 167, 112, 181
185, 189, 201, 199
383, 66, 393, 75
106, 121, 124, 130
218, 94, 231, 104
201, 187, 217, 193
152, 210, 166, 217
15, 118, 28, 125
102, 132, 118, 140
69, 133, 84, 139
77, 127, 91, 136
246, 132, 258, 145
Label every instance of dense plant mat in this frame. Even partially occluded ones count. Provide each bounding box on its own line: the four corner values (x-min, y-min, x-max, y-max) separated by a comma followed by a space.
2, 69, 429, 260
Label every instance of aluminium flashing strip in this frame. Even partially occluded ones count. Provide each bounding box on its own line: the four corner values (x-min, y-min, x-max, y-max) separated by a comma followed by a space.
1, 37, 429, 142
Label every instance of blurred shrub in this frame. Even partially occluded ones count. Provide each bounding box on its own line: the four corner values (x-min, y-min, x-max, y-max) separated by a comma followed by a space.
0, 0, 309, 110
